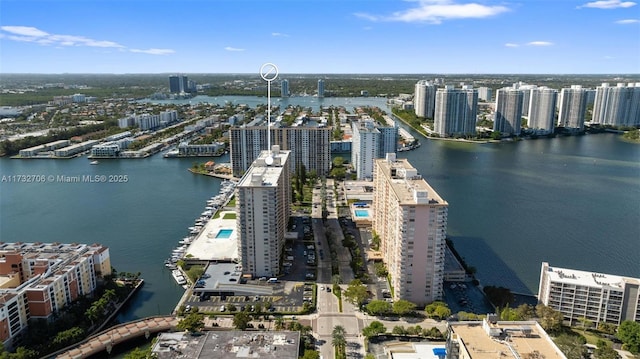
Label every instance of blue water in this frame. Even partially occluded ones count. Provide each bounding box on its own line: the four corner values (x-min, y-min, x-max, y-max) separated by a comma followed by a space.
215, 229, 233, 239
355, 210, 369, 217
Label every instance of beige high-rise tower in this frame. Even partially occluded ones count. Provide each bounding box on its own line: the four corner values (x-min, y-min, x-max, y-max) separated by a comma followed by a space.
373, 154, 448, 306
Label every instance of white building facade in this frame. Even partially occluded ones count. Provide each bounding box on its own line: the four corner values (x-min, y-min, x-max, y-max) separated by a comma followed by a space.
494, 88, 524, 136
414, 80, 436, 119
434, 85, 478, 137
538, 262, 640, 325
592, 82, 640, 127
527, 87, 557, 134
236, 146, 291, 278
558, 85, 588, 130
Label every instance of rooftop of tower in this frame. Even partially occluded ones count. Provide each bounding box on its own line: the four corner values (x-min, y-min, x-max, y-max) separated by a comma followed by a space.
237, 146, 290, 188
375, 155, 447, 206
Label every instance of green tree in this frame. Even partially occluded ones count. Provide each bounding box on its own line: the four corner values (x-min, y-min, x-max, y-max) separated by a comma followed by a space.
425, 301, 451, 320
343, 279, 369, 306
392, 326, 407, 335
366, 300, 392, 315
535, 304, 563, 333
483, 286, 514, 308
52, 327, 85, 349
274, 316, 285, 330
301, 350, 320, 359
362, 321, 386, 338
553, 334, 588, 359
176, 312, 205, 333
392, 299, 416, 317
374, 262, 387, 277
593, 339, 619, 359
233, 312, 252, 330
124, 346, 153, 359
332, 325, 346, 358
490, 131, 502, 140
618, 320, 640, 353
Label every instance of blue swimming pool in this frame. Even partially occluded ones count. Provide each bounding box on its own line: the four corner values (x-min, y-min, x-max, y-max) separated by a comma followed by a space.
215, 229, 233, 239
354, 209, 369, 218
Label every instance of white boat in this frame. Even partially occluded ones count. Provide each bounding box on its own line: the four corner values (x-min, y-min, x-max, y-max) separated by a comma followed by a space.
171, 270, 187, 285
90, 160, 99, 165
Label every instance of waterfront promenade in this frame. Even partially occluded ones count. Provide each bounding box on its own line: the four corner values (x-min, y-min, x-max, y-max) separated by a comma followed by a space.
54, 316, 177, 359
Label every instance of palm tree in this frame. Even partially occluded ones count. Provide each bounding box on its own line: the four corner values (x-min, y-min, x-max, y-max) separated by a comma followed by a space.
332, 325, 346, 358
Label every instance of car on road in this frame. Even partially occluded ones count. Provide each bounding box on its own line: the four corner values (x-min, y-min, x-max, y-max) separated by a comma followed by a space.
220, 305, 226, 312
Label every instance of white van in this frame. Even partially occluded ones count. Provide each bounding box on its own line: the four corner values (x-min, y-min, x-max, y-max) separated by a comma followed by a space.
267, 278, 278, 283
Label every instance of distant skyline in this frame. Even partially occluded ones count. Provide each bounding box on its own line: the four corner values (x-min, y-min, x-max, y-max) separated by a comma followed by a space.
1, 0, 639, 74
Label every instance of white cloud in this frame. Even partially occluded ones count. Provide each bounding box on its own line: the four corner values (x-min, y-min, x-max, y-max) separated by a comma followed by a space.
355, 0, 509, 24
130, 48, 175, 55
225, 46, 245, 52
1, 26, 49, 37
0, 25, 173, 55
527, 41, 553, 46
578, 0, 636, 8
271, 32, 290, 37
616, 19, 640, 23
504, 43, 519, 47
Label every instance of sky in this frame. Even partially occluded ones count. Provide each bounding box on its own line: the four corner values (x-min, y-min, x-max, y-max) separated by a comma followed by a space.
0, 0, 639, 74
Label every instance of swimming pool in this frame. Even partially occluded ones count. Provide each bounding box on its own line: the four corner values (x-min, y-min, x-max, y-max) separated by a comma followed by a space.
215, 229, 233, 239
354, 209, 369, 218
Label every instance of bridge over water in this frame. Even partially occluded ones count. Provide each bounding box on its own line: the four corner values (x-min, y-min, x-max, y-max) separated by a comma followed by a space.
52, 316, 177, 359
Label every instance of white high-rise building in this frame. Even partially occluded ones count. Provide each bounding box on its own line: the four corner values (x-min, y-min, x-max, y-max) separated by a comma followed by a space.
478, 87, 493, 102
373, 154, 448, 306
434, 85, 478, 137
317, 79, 324, 98
414, 80, 436, 119
494, 88, 523, 136
236, 146, 291, 278
558, 85, 588, 130
528, 87, 557, 134
230, 124, 331, 178
538, 262, 640, 325
281, 79, 290, 97
350, 117, 398, 180
351, 119, 380, 180
592, 82, 640, 126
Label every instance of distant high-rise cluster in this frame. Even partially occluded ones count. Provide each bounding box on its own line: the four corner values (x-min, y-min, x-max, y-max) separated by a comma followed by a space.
373, 154, 448, 306
236, 146, 291, 278
415, 79, 640, 137
317, 79, 324, 98
414, 80, 436, 119
592, 83, 640, 127
169, 74, 196, 93
433, 85, 478, 137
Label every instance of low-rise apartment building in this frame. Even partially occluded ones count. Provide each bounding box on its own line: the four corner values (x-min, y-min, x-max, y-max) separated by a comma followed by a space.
538, 262, 640, 325
0, 242, 111, 349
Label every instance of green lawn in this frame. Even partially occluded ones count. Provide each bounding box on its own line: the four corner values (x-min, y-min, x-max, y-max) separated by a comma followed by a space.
223, 213, 236, 219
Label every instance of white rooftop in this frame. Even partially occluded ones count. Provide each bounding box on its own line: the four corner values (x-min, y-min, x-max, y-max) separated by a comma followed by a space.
386, 343, 446, 359
185, 210, 238, 261
544, 263, 639, 289
238, 148, 290, 188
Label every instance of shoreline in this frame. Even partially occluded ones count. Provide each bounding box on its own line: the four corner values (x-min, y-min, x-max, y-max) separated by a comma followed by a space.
187, 168, 238, 181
